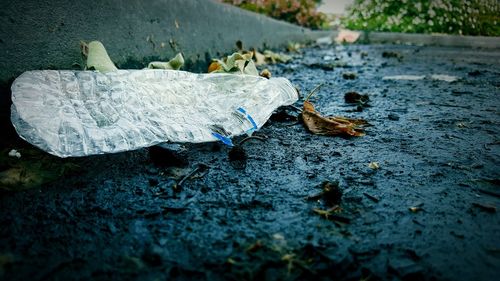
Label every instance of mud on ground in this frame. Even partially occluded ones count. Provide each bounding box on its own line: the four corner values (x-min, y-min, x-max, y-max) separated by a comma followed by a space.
1, 44, 499, 281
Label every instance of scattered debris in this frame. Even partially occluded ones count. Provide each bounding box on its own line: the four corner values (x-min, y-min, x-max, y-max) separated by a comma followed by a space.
307, 62, 335, 71
335, 30, 361, 44
368, 162, 380, 170
472, 202, 496, 213
286, 42, 303, 53
173, 163, 209, 191
260, 68, 271, 79
307, 181, 343, 206
344, 92, 369, 104
80, 40, 118, 72
409, 203, 424, 213
208, 52, 259, 76
147, 53, 185, 70
313, 207, 351, 224
303, 100, 367, 136
342, 72, 357, 80
302, 85, 368, 137
382, 51, 403, 60
246, 240, 263, 253
7, 149, 21, 159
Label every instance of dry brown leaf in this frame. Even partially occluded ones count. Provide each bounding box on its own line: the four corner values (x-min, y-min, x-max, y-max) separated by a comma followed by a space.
259, 69, 271, 79
208, 61, 222, 73
302, 101, 367, 137
253, 50, 267, 66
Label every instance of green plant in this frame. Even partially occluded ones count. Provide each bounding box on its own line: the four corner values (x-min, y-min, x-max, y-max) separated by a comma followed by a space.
223, 0, 328, 30
343, 0, 500, 36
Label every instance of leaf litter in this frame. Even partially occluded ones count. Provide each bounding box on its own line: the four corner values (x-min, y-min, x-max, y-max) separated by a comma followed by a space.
302, 84, 368, 137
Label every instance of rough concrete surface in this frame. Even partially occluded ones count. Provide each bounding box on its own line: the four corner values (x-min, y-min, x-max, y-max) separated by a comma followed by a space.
1, 43, 499, 281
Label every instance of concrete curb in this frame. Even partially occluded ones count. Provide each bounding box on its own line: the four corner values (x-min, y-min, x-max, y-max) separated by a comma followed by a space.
358, 31, 500, 49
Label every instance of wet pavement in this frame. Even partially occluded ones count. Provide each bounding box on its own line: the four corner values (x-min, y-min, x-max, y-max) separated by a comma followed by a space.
1, 43, 499, 281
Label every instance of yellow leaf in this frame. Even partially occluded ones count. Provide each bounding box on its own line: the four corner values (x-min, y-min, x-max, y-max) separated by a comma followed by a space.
81, 41, 118, 72
148, 53, 185, 70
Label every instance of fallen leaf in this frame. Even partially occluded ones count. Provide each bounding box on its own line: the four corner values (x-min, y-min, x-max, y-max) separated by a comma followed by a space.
259, 69, 271, 79
263, 50, 292, 64
8, 149, 21, 158
307, 181, 342, 206
253, 50, 267, 66
81, 41, 118, 72
302, 101, 367, 137
344, 92, 369, 104
313, 207, 351, 223
335, 29, 361, 44
208, 52, 258, 76
287, 42, 302, 53
148, 53, 185, 70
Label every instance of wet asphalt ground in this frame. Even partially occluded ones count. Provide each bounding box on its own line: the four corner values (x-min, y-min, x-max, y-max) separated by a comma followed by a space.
1, 43, 499, 281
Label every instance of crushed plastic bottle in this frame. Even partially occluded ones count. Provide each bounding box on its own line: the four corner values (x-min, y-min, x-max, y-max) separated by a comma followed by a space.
10, 70, 298, 157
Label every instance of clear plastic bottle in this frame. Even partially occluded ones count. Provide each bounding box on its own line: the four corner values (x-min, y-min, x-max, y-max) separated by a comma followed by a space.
10, 69, 298, 157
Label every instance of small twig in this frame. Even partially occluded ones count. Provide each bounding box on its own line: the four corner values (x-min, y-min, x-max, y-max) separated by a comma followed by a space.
305, 83, 324, 102
174, 163, 209, 191
287, 105, 303, 113
238, 135, 267, 146
477, 189, 500, 199
363, 192, 380, 203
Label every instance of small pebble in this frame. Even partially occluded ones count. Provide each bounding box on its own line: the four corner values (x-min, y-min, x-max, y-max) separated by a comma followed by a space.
8, 149, 21, 158
388, 113, 400, 121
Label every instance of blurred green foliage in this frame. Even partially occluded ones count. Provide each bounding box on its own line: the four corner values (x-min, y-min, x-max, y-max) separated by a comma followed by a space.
222, 0, 328, 29
343, 0, 500, 36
